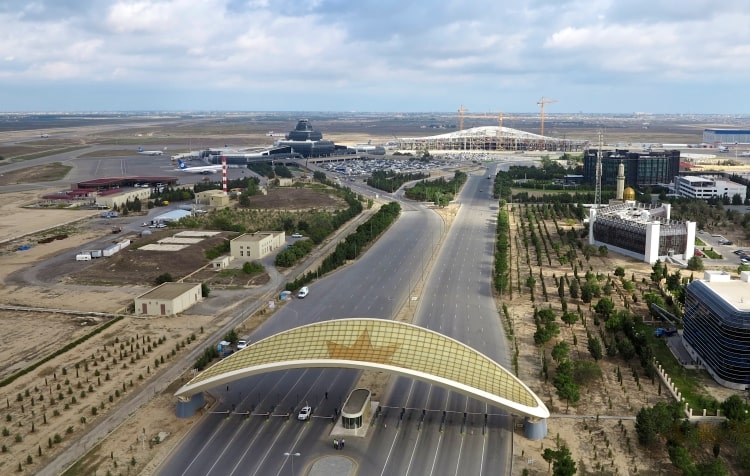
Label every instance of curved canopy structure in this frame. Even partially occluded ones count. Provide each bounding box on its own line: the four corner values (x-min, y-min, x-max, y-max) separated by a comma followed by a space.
175, 318, 549, 420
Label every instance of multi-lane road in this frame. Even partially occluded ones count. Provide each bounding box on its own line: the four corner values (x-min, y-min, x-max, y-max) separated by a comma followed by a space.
159, 170, 515, 475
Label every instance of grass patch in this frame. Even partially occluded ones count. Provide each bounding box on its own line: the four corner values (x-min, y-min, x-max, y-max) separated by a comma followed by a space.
695, 238, 706, 247
217, 269, 242, 278
650, 337, 712, 410
702, 248, 722, 259
0, 162, 73, 185
4, 146, 89, 164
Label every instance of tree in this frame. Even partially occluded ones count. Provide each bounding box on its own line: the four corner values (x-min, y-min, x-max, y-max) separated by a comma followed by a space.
551, 341, 570, 364
594, 297, 615, 319
543, 444, 577, 476
569, 279, 580, 299
721, 394, 749, 422
651, 259, 666, 282
154, 273, 174, 285
580, 285, 592, 304
587, 334, 603, 360
635, 406, 659, 445
561, 312, 579, 327
687, 256, 704, 271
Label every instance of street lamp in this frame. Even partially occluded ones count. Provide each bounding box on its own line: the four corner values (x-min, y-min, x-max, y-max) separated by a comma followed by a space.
283, 452, 301, 475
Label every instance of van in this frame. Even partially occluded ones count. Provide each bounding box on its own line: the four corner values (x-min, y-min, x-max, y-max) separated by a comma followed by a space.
297, 286, 309, 298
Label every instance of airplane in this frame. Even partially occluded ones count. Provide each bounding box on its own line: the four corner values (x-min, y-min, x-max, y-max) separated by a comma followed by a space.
137, 146, 166, 156
176, 159, 223, 174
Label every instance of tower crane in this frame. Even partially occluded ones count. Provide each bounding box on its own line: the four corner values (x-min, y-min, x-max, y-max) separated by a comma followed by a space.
536, 96, 558, 137
458, 104, 468, 130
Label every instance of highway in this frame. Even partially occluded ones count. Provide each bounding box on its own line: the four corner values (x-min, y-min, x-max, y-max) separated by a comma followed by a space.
159, 170, 513, 475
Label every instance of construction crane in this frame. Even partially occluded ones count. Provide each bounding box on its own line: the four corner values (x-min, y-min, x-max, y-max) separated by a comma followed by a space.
457, 104, 468, 130
536, 96, 558, 137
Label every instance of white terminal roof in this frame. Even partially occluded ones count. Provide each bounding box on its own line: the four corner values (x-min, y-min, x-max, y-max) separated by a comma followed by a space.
398, 125, 573, 142
702, 270, 750, 312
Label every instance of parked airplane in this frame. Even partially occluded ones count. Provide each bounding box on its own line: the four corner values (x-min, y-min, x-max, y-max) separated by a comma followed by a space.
177, 159, 222, 174
138, 146, 166, 156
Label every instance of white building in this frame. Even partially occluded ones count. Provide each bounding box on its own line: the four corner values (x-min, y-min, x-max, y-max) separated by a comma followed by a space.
134, 282, 203, 316
589, 201, 696, 265
674, 175, 746, 202
230, 231, 286, 260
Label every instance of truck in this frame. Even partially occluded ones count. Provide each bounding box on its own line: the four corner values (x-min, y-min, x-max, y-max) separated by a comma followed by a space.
101, 211, 119, 218
654, 327, 677, 337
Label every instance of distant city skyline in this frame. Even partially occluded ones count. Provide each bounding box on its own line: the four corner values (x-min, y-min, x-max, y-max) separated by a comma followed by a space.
1, 1, 749, 114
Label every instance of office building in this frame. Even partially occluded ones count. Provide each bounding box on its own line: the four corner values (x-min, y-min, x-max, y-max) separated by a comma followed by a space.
682, 271, 750, 390
583, 149, 681, 187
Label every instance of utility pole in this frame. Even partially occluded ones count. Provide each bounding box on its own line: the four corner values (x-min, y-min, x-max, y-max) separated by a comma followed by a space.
594, 131, 603, 208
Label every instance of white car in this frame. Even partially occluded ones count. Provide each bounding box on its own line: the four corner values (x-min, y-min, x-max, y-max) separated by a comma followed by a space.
236, 340, 247, 350
291, 233, 303, 238
297, 286, 309, 298
297, 405, 312, 421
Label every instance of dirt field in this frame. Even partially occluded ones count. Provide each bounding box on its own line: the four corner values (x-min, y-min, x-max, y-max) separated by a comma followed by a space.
0, 183, 351, 475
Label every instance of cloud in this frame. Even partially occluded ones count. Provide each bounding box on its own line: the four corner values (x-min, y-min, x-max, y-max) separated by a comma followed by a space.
0, 0, 748, 112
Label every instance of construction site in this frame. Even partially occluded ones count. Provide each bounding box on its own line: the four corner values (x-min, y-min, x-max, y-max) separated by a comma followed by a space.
394, 98, 588, 153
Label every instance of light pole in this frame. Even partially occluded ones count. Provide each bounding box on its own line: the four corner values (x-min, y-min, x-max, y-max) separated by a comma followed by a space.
283, 452, 301, 475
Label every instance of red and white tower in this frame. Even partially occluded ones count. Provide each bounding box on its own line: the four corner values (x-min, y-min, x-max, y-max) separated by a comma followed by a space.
221, 156, 227, 195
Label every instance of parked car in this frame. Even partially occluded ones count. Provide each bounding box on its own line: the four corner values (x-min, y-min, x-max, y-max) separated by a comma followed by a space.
297, 405, 312, 421
297, 286, 309, 298
291, 233, 303, 238
236, 340, 248, 350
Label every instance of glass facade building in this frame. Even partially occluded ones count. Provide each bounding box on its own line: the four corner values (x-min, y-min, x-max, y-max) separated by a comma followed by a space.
583, 149, 681, 187
683, 272, 750, 390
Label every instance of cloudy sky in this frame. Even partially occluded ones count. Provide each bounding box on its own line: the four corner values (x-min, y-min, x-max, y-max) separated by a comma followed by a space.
1, 0, 748, 113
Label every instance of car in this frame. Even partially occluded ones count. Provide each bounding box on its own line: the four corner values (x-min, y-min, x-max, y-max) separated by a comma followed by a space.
733, 250, 746, 255
291, 233, 303, 238
156, 223, 167, 228
236, 340, 247, 350
297, 286, 309, 298
742, 257, 750, 264
479, 189, 483, 192
141, 222, 149, 227
297, 405, 312, 421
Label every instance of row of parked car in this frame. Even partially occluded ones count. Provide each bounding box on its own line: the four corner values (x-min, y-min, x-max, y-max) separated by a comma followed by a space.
732, 249, 750, 264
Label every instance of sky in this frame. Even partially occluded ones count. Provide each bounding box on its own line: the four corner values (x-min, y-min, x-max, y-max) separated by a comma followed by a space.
1, 0, 749, 114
